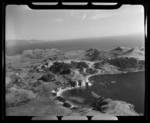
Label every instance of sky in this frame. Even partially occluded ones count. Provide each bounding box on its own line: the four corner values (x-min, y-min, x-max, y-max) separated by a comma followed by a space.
6, 4, 144, 46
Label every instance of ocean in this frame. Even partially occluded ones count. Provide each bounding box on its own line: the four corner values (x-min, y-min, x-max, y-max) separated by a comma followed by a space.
6, 33, 144, 56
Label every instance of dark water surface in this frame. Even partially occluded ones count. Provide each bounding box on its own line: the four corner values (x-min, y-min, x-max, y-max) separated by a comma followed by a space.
62, 71, 145, 114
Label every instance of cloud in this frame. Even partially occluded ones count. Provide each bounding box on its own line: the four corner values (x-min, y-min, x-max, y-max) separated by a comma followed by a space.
81, 13, 87, 20
88, 5, 144, 20
68, 11, 82, 17
66, 10, 118, 21
66, 10, 90, 21
55, 18, 64, 22
90, 12, 116, 20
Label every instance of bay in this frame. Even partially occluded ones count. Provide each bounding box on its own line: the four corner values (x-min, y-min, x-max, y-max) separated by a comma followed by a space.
62, 71, 145, 114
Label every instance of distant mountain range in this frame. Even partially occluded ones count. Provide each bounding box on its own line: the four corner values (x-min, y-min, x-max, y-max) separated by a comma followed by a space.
85, 46, 144, 61
6, 46, 145, 64
117, 47, 145, 60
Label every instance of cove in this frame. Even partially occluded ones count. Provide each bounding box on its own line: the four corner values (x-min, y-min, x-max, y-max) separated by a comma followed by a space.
61, 71, 145, 114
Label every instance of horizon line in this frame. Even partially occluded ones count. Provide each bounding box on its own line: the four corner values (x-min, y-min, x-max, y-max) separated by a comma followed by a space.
6, 32, 144, 42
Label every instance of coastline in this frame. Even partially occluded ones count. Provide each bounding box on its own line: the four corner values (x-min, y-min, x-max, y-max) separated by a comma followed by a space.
55, 73, 95, 97
52, 73, 95, 108
54, 71, 115, 108
55, 69, 144, 98
54, 70, 144, 114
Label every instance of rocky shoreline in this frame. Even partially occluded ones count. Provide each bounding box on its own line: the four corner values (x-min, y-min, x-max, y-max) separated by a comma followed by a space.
48, 69, 102, 111
51, 78, 93, 109
51, 70, 144, 116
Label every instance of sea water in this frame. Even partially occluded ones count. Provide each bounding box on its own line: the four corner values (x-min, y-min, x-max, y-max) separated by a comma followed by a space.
62, 71, 145, 114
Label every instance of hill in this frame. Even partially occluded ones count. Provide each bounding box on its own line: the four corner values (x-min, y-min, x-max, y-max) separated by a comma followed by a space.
118, 47, 145, 60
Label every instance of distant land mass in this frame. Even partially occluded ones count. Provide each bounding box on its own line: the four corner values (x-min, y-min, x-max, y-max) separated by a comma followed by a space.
6, 33, 144, 56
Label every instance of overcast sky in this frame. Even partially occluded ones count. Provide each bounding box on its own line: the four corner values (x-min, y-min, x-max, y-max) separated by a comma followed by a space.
6, 5, 144, 44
